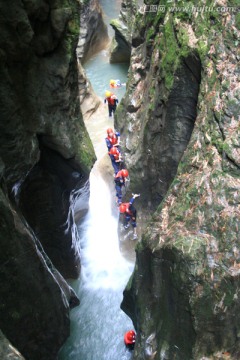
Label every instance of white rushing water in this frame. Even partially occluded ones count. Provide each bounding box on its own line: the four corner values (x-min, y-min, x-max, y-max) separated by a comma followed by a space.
59, 161, 134, 360
81, 165, 133, 290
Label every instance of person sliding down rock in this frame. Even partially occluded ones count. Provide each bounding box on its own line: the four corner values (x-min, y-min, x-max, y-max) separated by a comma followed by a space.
114, 169, 129, 205
119, 194, 140, 240
104, 91, 118, 117
108, 146, 123, 174
124, 330, 136, 350
105, 127, 120, 151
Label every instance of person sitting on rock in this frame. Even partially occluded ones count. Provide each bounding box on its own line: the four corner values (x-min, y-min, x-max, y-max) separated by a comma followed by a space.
124, 330, 136, 350
108, 146, 123, 174
114, 169, 129, 205
119, 194, 140, 239
104, 91, 118, 117
105, 127, 120, 151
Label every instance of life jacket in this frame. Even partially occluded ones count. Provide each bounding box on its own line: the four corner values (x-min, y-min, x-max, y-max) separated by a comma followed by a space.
110, 79, 121, 88
106, 134, 118, 146
125, 203, 137, 218
109, 147, 120, 161
114, 171, 125, 185
125, 203, 132, 215
106, 96, 116, 106
119, 203, 136, 218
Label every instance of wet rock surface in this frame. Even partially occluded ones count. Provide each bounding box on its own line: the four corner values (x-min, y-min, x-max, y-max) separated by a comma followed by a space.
19, 143, 87, 278
0, 183, 79, 359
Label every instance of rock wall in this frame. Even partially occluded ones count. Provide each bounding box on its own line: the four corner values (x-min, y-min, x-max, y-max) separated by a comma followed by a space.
115, 5, 201, 210
77, 0, 108, 119
77, 0, 109, 63
109, 0, 137, 63
0, 0, 96, 276
0, 330, 25, 360
0, 0, 96, 357
0, 178, 79, 359
119, 1, 240, 359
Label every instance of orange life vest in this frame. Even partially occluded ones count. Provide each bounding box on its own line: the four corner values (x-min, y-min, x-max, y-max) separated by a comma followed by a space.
106, 96, 116, 106
115, 170, 125, 185
125, 203, 132, 215
107, 134, 118, 146
119, 202, 132, 215
109, 147, 120, 161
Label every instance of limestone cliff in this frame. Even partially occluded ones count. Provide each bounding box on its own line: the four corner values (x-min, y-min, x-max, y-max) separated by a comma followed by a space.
119, 1, 240, 359
0, 0, 96, 358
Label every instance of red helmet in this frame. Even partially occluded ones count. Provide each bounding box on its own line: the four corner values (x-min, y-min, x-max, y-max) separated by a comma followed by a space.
119, 203, 127, 213
109, 147, 118, 155
126, 330, 136, 342
107, 127, 114, 135
121, 169, 129, 178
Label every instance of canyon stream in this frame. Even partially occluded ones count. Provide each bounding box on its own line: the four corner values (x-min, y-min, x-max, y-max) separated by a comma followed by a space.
59, 1, 135, 359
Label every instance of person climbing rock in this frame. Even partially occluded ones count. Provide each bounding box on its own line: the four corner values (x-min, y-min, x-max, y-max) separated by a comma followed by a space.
124, 330, 136, 350
105, 127, 120, 151
114, 169, 129, 205
108, 146, 123, 174
119, 194, 140, 239
104, 91, 118, 117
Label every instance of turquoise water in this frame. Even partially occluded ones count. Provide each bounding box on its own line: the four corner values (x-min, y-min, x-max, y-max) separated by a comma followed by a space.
84, 53, 129, 101
59, 2, 134, 360
84, 0, 129, 102
100, 0, 122, 32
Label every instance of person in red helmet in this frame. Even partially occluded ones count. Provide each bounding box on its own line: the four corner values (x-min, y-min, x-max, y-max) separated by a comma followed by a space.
124, 330, 136, 350
104, 92, 118, 117
105, 128, 120, 151
119, 194, 140, 239
109, 146, 122, 174
114, 169, 129, 205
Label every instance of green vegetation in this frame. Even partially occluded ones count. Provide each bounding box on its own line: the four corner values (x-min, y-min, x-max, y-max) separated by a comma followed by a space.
68, 19, 80, 36
158, 17, 190, 89
235, 12, 240, 30
110, 19, 121, 29
146, 26, 155, 43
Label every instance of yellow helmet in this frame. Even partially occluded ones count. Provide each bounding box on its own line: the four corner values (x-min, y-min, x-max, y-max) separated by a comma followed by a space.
110, 79, 115, 85
105, 91, 111, 97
